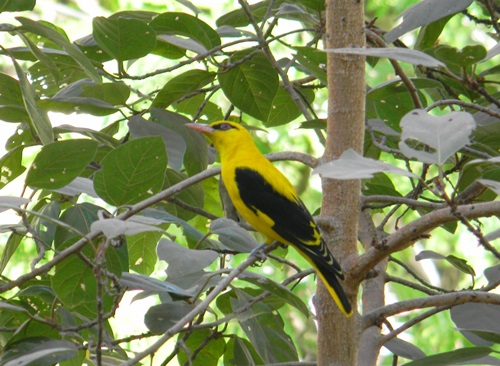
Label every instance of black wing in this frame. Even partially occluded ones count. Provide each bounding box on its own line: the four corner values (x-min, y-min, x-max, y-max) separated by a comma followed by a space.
234, 167, 350, 314
234, 167, 317, 245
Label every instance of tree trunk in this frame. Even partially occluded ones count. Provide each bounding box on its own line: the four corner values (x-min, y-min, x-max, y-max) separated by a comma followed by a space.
317, 0, 365, 365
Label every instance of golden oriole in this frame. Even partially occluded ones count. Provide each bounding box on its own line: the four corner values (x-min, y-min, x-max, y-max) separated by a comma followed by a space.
186, 121, 352, 317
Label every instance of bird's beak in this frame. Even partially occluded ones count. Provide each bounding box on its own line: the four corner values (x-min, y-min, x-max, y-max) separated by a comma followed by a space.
185, 123, 214, 134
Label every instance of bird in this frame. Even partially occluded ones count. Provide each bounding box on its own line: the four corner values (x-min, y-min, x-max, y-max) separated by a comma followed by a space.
186, 121, 352, 317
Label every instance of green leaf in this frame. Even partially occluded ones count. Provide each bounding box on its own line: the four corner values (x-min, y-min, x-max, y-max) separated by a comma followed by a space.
92, 16, 157, 62
363, 173, 402, 197
156, 238, 218, 278
0, 0, 35, 12
237, 271, 310, 317
93, 136, 168, 206
219, 50, 279, 122
445, 254, 476, 276
152, 70, 215, 108
384, 0, 473, 44
177, 329, 225, 366
210, 218, 259, 253
149, 12, 221, 51
266, 87, 314, 127
127, 231, 162, 275
30, 201, 61, 246
0, 72, 29, 123
224, 336, 264, 366
173, 94, 224, 122
51, 234, 126, 318
366, 78, 442, 129
434, 45, 488, 68
231, 290, 298, 364
149, 109, 208, 175
216, 1, 270, 27
415, 15, 452, 51
51, 251, 113, 318
128, 114, 187, 171
403, 347, 491, 366
54, 202, 102, 247
11, 57, 54, 145
26, 139, 98, 189
39, 80, 129, 116
295, 46, 327, 83
0, 337, 78, 366
161, 169, 204, 221
0, 147, 26, 189
16, 17, 100, 83
144, 302, 196, 334
0, 232, 23, 275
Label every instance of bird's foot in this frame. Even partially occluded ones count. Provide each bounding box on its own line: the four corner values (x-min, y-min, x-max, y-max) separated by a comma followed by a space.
249, 243, 268, 262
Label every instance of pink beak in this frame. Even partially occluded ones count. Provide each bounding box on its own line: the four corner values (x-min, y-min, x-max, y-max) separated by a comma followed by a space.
185, 123, 214, 134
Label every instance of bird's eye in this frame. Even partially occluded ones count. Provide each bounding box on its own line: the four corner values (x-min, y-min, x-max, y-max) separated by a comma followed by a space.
215, 123, 234, 131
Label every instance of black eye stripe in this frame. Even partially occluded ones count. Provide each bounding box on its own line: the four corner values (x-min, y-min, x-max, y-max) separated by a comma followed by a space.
213, 123, 234, 131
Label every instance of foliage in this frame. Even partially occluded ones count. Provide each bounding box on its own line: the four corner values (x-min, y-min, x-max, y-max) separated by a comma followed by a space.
0, 0, 499, 365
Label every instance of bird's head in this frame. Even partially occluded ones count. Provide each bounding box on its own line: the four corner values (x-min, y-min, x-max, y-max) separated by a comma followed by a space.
186, 121, 254, 155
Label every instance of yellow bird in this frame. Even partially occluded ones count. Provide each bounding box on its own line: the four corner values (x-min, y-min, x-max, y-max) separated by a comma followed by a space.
186, 121, 352, 317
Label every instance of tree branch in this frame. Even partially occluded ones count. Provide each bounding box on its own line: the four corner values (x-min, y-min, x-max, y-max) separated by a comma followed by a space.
352, 201, 500, 283
120, 243, 280, 366
361, 291, 500, 331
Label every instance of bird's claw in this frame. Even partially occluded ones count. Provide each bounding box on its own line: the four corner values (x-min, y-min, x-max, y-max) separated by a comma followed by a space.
249, 243, 268, 262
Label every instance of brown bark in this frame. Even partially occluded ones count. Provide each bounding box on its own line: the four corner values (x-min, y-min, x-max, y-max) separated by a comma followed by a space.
317, 0, 366, 365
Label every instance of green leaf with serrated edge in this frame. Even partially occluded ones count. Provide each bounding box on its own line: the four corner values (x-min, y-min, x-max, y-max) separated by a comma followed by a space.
93, 136, 167, 206
237, 271, 310, 317
128, 231, 162, 275
177, 329, 225, 366
149, 12, 220, 51
0, 147, 26, 189
26, 139, 98, 189
92, 16, 156, 62
152, 70, 215, 108
11, 57, 54, 145
219, 50, 279, 122
403, 347, 491, 366
16, 17, 100, 83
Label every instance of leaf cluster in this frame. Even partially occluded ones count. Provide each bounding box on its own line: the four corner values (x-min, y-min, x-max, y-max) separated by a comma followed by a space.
0, 0, 498, 365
